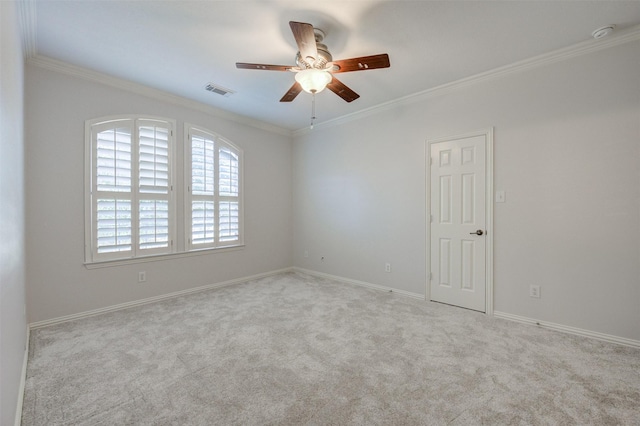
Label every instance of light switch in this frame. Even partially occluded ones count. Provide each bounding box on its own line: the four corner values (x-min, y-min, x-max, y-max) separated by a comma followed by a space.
495, 190, 506, 203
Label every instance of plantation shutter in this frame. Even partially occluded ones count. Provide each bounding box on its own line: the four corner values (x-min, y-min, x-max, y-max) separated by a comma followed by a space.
218, 147, 240, 243
88, 117, 174, 262
190, 132, 216, 246
187, 127, 242, 250
87, 117, 241, 264
93, 120, 133, 258
138, 121, 171, 254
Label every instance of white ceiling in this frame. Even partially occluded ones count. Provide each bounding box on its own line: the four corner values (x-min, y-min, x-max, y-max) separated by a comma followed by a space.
25, 1, 640, 131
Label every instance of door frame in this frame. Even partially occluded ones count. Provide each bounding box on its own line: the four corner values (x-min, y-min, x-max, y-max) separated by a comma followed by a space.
426, 128, 494, 315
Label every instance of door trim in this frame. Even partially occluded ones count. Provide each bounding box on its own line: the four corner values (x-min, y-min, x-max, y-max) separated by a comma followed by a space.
426, 128, 494, 315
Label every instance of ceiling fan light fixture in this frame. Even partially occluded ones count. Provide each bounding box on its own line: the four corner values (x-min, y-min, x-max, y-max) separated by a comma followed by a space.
236, 21, 389, 103
295, 68, 332, 94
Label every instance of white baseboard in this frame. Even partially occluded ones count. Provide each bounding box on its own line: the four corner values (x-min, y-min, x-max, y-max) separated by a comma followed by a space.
293, 269, 639, 349
15, 327, 29, 426
28, 266, 638, 350
293, 267, 425, 300
29, 268, 294, 329
493, 311, 640, 349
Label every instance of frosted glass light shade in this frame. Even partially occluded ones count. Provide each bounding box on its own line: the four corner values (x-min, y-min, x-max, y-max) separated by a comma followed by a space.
295, 69, 332, 94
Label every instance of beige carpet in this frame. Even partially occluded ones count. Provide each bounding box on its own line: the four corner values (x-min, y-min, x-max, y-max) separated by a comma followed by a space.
22, 272, 640, 425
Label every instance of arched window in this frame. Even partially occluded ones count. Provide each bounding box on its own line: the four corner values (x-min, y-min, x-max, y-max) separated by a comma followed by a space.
186, 124, 243, 250
85, 116, 243, 264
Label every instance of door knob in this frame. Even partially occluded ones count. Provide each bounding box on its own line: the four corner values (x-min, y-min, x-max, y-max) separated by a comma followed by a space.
470, 230, 484, 236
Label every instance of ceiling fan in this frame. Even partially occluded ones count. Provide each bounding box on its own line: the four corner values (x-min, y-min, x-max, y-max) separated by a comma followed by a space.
236, 21, 390, 103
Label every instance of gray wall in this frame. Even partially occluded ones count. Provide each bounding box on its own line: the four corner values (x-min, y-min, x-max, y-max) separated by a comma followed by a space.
1, 1, 28, 424
24, 65, 293, 323
293, 40, 640, 341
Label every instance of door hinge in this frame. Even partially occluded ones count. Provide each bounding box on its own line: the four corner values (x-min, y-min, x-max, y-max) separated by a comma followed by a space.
429, 272, 433, 281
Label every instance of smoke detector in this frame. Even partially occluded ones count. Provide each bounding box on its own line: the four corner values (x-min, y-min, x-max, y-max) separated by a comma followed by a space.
592, 25, 615, 39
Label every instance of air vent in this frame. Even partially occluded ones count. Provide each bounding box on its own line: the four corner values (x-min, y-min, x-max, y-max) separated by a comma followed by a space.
205, 83, 235, 97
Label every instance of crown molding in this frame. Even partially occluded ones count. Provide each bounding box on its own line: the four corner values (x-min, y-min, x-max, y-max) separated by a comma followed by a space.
27, 55, 293, 137
17, 0, 290, 136
18, 0, 640, 138
293, 24, 640, 137
17, 0, 37, 59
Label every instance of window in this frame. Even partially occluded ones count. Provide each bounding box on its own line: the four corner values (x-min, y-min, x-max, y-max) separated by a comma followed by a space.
186, 125, 242, 250
85, 117, 175, 262
85, 116, 242, 264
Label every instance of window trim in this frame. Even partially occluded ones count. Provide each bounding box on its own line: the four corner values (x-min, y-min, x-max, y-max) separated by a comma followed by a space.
84, 244, 245, 269
84, 116, 244, 267
84, 115, 177, 263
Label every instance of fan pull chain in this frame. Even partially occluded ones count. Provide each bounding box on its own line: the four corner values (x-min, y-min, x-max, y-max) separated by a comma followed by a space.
310, 93, 316, 130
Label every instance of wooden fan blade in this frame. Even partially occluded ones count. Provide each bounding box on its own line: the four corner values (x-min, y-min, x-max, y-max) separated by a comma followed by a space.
236, 63, 294, 71
327, 76, 360, 102
330, 54, 390, 73
280, 82, 303, 102
289, 21, 317, 64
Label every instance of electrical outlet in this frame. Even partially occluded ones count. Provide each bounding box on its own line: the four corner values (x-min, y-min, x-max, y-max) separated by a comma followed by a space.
304, 250, 309, 258
138, 271, 147, 283
321, 256, 325, 262
385, 263, 392, 273
529, 285, 540, 298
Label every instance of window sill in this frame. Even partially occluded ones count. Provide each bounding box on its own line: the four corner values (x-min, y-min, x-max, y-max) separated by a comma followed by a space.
84, 244, 245, 269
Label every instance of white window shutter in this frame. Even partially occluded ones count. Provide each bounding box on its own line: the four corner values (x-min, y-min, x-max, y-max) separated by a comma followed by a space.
218, 201, 239, 242
187, 126, 242, 250
96, 127, 132, 192
139, 125, 170, 194
191, 200, 215, 245
86, 117, 240, 263
88, 117, 175, 262
93, 122, 133, 257
189, 132, 216, 247
218, 147, 240, 242
96, 198, 132, 254
191, 134, 215, 196
137, 121, 172, 254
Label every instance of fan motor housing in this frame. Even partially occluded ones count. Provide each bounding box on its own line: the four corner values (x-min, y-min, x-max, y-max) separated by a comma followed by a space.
296, 44, 332, 69
295, 28, 333, 69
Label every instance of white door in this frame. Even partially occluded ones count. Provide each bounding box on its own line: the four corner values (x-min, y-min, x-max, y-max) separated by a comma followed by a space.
429, 133, 488, 312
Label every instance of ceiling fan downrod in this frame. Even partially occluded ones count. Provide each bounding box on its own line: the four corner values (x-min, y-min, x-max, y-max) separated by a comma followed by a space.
310, 93, 316, 130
